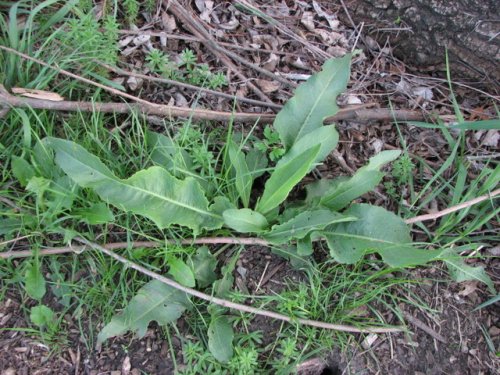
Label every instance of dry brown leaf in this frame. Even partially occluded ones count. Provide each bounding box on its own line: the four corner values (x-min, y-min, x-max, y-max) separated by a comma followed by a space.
482, 130, 499, 147
262, 53, 280, 71
12, 88, 64, 101
161, 12, 177, 33
301, 11, 315, 31
255, 79, 281, 93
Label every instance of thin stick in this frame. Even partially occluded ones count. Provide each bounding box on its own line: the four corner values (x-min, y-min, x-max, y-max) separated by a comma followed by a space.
75, 237, 403, 334
0, 237, 269, 259
405, 188, 500, 224
98, 61, 283, 110
1, 85, 432, 124
3, 189, 497, 259
0, 83, 274, 124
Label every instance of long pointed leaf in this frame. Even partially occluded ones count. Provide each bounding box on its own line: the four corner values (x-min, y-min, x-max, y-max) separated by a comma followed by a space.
274, 55, 351, 149
313, 150, 401, 210
264, 210, 355, 244
256, 145, 320, 215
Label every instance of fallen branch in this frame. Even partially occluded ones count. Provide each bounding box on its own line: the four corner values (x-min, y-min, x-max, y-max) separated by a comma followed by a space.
0, 45, 439, 124
75, 237, 403, 334
1, 84, 433, 124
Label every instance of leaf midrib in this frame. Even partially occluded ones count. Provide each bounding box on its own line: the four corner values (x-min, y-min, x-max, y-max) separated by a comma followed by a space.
63, 151, 220, 219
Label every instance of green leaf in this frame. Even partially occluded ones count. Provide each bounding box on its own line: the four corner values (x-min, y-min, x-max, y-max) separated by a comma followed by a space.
30, 305, 55, 328
25, 261, 46, 300
208, 314, 234, 363
228, 141, 252, 207
256, 145, 320, 215
296, 234, 313, 256
11, 156, 35, 187
277, 126, 339, 167
0, 218, 22, 236
264, 210, 355, 244
323, 204, 441, 267
246, 148, 268, 179
450, 119, 500, 130
314, 150, 401, 210
146, 131, 197, 179
223, 208, 269, 233
274, 55, 351, 149
191, 246, 217, 288
441, 249, 495, 293
168, 257, 196, 288
47, 138, 221, 234
97, 280, 190, 344
75, 202, 115, 224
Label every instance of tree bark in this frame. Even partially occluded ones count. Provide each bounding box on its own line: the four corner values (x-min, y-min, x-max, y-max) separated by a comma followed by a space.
343, 0, 499, 88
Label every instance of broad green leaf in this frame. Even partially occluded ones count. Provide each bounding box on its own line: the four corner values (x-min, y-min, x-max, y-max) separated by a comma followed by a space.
264, 210, 355, 244
97, 280, 190, 344
274, 54, 351, 149
315, 150, 401, 210
168, 257, 196, 288
208, 315, 234, 363
441, 248, 495, 293
210, 196, 236, 216
223, 208, 269, 233
297, 234, 313, 256
32, 140, 56, 179
75, 202, 115, 224
30, 305, 55, 328
47, 138, 221, 233
228, 141, 252, 207
0, 218, 22, 235
191, 246, 217, 288
11, 156, 35, 186
277, 126, 339, 167
25, 261, 46, 300
323, 204, 441, 267
246, 148, 268, 179
213, 252, 239, 298
45, 176, 76, 211
146, 131, 197, 179
256, 145, 320, 215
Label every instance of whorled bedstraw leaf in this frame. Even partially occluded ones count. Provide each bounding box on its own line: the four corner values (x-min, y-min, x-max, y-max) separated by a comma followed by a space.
264, 209, 355, 244
97, 280, 190, 345
46, 137, 222, 234
310, 150, 401, 211
208, 314, 234, 363
256, 145, 320, 215
274, 54, 351, 149
323, 204, 441, 267
223, 208, 269, 233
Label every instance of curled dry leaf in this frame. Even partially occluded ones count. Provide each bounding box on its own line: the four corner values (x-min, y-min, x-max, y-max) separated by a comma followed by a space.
312, 1, 340, 30
161, 11, 177, 33
12, 87, 64, 101
255, 79, 281, 93
301, 11, 315, 31
262, 53, 280, 71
